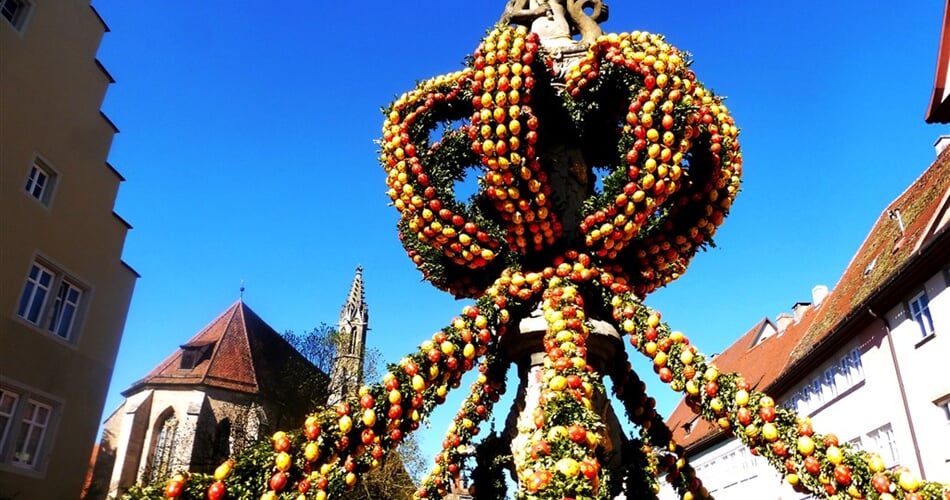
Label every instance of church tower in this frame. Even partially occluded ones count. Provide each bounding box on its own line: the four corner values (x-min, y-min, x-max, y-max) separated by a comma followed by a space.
328, 266, 369, 405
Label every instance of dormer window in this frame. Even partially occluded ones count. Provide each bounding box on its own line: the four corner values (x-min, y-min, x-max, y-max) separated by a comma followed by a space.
180, 350, 197, 370
179, 342, 214, 370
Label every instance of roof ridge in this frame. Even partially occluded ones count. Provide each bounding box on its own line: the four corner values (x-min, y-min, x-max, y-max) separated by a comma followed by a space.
201, 301, 260, 390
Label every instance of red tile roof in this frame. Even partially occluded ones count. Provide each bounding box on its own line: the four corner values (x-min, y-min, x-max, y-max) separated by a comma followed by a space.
123, 300, 317, 396
666, 309, 817, 449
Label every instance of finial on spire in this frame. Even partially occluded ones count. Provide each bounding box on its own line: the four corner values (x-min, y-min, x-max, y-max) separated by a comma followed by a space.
239, 279, 245, 300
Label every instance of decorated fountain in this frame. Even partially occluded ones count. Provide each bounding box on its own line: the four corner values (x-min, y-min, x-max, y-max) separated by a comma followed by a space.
159, 1, 950, 499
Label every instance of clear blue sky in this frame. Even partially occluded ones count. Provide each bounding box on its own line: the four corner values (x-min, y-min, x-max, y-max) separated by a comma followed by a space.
93, 0, 947, 469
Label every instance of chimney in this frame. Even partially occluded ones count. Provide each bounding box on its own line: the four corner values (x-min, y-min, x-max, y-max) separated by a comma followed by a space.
812, 285, 828, 307
792, 302, 811, 323
935, 135, 950, 156
776, 312, 794, 332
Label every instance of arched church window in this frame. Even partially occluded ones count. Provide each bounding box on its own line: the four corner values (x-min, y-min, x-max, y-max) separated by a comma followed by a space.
149, 412, 178, 483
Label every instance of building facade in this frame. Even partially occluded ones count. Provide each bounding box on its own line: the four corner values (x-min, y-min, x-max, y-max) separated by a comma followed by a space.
663, 144, 950, 498
0, 1, 137, 498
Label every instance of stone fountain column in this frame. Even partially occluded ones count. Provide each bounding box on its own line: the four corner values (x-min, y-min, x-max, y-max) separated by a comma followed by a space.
499, 307, 629, 474
495, 0, 625, 482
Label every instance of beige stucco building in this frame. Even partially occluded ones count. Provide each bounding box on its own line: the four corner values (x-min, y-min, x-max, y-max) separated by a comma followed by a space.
1, 1, 137, 498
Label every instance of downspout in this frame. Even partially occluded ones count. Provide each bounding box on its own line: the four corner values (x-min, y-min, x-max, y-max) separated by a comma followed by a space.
867, 307, 926, 478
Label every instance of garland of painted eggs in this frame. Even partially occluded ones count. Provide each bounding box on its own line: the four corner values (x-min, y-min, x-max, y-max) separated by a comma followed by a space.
382, 26, 739, 299
157, 25, 949, 500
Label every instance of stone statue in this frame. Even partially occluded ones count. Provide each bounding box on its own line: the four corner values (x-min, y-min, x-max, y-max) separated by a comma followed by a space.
501, 0, 609, 47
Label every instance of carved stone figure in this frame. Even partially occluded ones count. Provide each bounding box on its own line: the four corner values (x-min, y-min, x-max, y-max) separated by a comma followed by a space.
501, 0, 608, 47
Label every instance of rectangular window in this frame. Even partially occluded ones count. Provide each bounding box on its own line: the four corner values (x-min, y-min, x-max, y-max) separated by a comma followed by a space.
823, 367, 839, 400
0, 389, 19, 452
867, 424, 899, 466
180, 350, 196, 370
909, 291, 935, 337
48, 280, 82, 339
801, 386, 814, 413
0, 383, 59, 472
16, 260, 85, 341
0, 0, 28, 30
812, 379, 823, 405
16, 263, 54, 325
12, 399, 50, 467
838, 348, 864, 389
851, 349, 864, 380
23, 159, 56, 206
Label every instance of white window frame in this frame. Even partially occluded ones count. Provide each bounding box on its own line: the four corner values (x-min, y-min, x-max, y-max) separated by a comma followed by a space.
0, 389, 19, 454
24, 159, 57, 206
0, 0, 30, 31
908, 290, 935, 338
16, 262, 54, 326
47, 280, 82, 339
0, 381, 60, 475
838, 348, 864, 389
851, 349, 864, 380
11, 399, 50, 468
15, 259, 86, 342
823, 367, 839, 400
867, 424, 899, 466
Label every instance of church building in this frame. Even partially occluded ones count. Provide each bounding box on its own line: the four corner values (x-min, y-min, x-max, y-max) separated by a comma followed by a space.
86, 269, 369, 498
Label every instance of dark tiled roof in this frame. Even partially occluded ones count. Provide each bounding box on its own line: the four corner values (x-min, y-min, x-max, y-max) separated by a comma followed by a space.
790, 150, 950, 363
123, 300, 316, 396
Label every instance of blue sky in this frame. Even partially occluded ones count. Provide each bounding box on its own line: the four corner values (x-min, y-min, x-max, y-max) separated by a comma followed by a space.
93, 0, 947, 469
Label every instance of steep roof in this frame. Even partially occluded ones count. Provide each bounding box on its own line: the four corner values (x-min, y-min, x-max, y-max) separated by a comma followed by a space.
666, 310, 817, 449
789, 149, 950, 364
123, 300, 316, 396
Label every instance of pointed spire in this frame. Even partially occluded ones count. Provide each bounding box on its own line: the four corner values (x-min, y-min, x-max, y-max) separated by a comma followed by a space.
329, 266, 370, 405
339, 265, 368, 325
